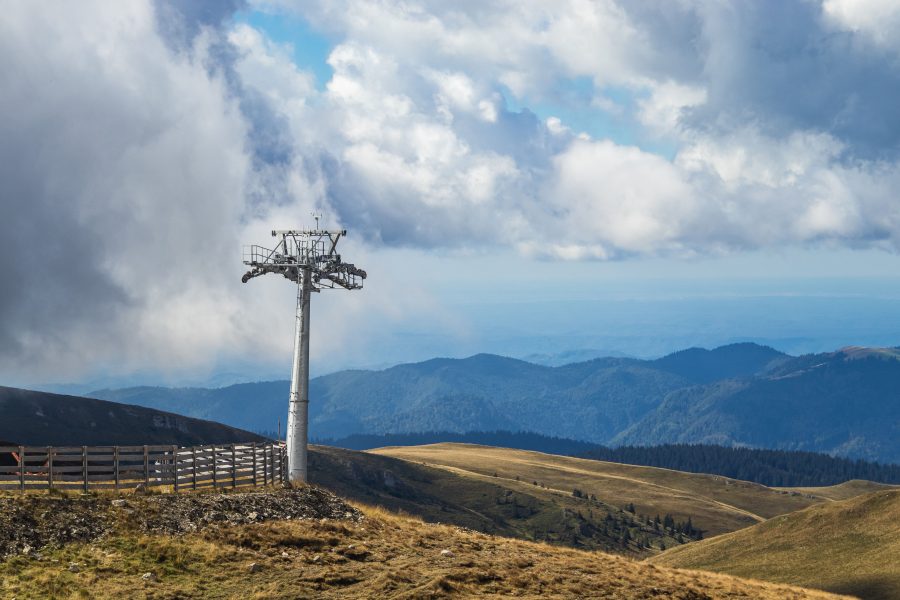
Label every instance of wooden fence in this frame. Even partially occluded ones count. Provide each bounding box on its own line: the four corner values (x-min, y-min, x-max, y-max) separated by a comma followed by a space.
0, 442, 286, 492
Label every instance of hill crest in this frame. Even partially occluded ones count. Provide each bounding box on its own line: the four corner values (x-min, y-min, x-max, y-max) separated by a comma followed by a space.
651, 489, 900, 600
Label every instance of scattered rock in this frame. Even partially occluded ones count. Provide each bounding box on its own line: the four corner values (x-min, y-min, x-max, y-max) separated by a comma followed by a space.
68, 563, 80, 573
440, 549, 454, 558
133, 483, 147, 495
281, 551, 290, 558
0, 487, 361, 559
341, 545, 371, 561
0, 495, 112, 560
311, 554, 322, 563
248, 562, 261, 573
141, 572, 157, 582
135, 488, 363, 536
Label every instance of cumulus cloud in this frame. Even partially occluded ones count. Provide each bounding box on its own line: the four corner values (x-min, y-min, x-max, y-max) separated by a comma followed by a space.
0, 2, 379, 380
822, 0, 900, 51
249, 0, 900, 256
3, 0, 900, 381
0, 2, 257, 379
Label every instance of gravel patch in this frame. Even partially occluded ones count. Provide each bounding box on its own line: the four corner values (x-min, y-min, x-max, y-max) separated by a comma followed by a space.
0, 486, 361, 558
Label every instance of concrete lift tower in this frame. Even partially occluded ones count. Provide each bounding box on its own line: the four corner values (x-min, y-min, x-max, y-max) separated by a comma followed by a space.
242, 226, 366, 483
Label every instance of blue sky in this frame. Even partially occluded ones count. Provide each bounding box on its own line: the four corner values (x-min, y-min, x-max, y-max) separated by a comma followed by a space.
3, 0, 900, 388
233, 9, 334, 90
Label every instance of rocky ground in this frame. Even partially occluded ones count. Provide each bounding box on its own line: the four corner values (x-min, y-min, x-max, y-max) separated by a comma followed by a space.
0, 486, 361, 558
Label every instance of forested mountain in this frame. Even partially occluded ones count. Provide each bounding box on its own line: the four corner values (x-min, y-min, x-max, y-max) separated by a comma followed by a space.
650, 343, 787, 383
616, 348, 900, 463
88, 343, 900, 463
0, 386, 265, 446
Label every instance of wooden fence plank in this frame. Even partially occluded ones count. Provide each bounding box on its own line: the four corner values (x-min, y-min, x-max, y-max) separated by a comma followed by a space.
4, 442, 277, 493
82, 446, 88, 492
18, 445, 24, 491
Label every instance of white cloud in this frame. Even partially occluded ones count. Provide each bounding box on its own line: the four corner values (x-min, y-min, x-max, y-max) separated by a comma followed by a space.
6, 0, 900, 383
637, 81, 708, 135
823, 0, 900, 50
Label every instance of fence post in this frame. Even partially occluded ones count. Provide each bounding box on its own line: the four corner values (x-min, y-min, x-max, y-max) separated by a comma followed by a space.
262, 444, 268, 486
46, 447, 54, 491
82, 446, 88, 492
251, 443, 257, 487
270, 444, 276, 484
192, 447, 197, 490
212, 447, 218, 489
172, 445, 179, 492
114, 446, 120, 492
231, 445, 237, 489
18, 445, 25, 491
143, 445, 149, 487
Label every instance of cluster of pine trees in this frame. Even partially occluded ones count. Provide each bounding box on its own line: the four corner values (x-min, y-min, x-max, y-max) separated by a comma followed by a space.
580, 443, 900, 486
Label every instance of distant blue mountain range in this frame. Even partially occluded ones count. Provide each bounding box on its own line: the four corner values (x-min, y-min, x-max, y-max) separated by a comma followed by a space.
87, 343, 900, 464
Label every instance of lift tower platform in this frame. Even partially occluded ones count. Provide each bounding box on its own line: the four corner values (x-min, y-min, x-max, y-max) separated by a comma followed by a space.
242, 228, 366, 483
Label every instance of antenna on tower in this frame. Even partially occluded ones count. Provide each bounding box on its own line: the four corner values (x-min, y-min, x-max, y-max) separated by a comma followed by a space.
242, 227, 366, 483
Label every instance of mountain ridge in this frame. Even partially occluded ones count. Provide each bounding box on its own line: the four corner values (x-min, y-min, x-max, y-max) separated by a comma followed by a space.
85, 342, 900, 463
0, 385, 266, 446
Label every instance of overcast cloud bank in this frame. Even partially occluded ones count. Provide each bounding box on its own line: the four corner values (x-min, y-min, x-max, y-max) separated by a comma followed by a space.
2, 0, 900, 381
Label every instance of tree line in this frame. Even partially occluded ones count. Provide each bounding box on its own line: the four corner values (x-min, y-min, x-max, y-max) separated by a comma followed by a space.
580, 443, 900, 487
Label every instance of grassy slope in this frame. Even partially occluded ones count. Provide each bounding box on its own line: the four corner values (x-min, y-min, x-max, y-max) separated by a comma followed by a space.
0, 491, 850, 600
371, 443, 828, 537
775, 479, 894, 501
309, 445, 680, 557
650, 489, 900, 600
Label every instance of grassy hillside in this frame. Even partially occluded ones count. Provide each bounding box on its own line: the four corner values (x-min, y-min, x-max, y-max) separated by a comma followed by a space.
776, 480, 895, 501
650, 489, 900, 600
0, 386, 265, 446
0, 488, 850, 600
370, 444, 829, 538
317, 430, 600, 455
310, 445, 701, 556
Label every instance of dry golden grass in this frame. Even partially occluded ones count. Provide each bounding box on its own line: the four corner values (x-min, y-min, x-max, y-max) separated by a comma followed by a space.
310, 444, 694, 557
371, 443, 833, 537
0, 498, 853, 600
649, 489, 900, 600
775, 480, 895, 502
